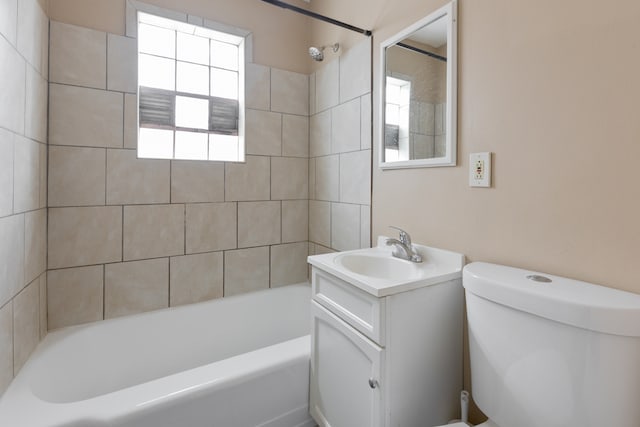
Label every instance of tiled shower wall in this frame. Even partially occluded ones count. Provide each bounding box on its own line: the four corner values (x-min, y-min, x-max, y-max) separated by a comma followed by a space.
46, 21, 310, 329
0, 0, 49, 395
309, 39, 372, 254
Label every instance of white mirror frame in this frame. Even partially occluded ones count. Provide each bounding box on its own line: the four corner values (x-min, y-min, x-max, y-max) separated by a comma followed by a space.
379, 0, 457, 169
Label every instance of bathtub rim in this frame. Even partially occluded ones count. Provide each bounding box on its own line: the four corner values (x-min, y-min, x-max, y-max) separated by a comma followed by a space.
0, 283, 312, 426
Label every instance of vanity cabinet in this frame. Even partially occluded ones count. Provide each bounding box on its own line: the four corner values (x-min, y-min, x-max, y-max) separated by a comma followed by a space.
308, 247, 464, 427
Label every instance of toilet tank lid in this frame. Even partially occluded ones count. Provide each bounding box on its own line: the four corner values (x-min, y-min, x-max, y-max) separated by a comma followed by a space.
463, 262, 640, 337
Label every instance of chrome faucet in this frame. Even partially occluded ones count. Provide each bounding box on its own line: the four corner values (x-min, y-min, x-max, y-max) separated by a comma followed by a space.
386, 226, 422, 263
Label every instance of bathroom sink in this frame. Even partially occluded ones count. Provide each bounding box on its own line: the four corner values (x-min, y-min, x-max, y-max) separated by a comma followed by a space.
334, 253, 422, 281
308, 236, 465, 297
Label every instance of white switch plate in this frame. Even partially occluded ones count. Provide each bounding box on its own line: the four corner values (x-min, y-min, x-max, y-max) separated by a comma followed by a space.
469, 152, 491, 187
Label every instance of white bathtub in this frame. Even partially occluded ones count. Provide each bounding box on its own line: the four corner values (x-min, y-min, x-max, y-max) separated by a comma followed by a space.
0, 283, 313, 427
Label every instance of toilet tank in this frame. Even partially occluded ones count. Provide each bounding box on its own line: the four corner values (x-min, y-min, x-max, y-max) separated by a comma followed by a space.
463, 262, 640, 427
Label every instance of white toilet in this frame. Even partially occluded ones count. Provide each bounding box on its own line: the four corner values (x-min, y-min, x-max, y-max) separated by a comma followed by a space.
436, 262, 640, 427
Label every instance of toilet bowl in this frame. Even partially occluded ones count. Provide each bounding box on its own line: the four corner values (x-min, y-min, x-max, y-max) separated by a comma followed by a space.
435, 262, 640, 427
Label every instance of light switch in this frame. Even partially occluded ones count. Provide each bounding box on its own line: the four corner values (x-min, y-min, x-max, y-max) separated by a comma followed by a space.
469, 152, 491, 187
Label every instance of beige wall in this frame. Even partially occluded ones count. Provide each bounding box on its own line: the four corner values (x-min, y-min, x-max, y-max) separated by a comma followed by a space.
49, 0, 314, 74
310, 0, 640, 301
0, 0, 49, 395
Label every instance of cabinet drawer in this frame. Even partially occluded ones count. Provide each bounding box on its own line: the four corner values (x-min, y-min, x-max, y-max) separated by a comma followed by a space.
312, 267, 385, 345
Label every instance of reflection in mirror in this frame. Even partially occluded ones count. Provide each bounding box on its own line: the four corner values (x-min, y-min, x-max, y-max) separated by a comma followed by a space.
380, 1, 457, 169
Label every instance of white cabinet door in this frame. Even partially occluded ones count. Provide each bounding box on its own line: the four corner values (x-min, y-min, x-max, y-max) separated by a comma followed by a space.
310, 301, 384, 427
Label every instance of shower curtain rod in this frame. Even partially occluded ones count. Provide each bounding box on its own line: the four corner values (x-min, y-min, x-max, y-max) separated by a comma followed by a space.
396, 42, 446, 62
260, 0, 372, 36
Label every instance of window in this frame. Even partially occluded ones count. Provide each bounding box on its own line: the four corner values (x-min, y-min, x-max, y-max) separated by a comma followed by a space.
384, 76, 411, 162
136, 12, 245, 162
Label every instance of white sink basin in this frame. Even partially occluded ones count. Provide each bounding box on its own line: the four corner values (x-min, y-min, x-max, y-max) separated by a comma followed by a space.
334, 253, 422, 281
308, 236, 465, 297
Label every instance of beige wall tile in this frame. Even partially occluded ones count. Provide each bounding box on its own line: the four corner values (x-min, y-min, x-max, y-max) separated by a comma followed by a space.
412, 134, 435, 159
106, 149, 170, 205
360, 94, 372, 150
339, 39, 371, 103
0, 129, 13, 217
13, 136, 40, 213
271, 157, 308, 200
185, 202, 236, 253
225, 155, 270, 201
309, 73, 316, 115
332, 97, 361, 154
24, 208, 46, 284
105, 258, 168, 319
24, 65, 47, 143
0, 36, 25, 134
170, 252, 223, 306
123, 93, 137, 149
47, 265, 103, 329
339, 150, 371, 205
309, 200, 330, 247
0, 0, 17, 46
310, 110, 331, 157
38, 274, 46, 338
171, 160, 224, 203
315, 155, 339, 202
245, 109, 282, 156
224, 246, 269, 296
308, 158, 316, 200
38, 143, 46, 209
331, 202, 361, 251
123, 204, 184, 261
435, 134, 446, 158
271, 68, 309, 115
49, 21, 106, 89
282, 114, 309, 158
0, 214, 24, 308
107, 34, 136, 93
238, 201, 281, 248
0, 302, 12, 395
361, 205, 371, 249
49, 83, 123, 148
49, 145, 106, 207
48, 206, 122, 269
245, 63, 270, 111
282, 200, 308, 243
315, 58, 339, 112
16, 0, 47, 74
13, 279, 39, 374
271, 242, 308, 287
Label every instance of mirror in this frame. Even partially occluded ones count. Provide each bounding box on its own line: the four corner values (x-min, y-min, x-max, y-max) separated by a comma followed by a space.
379, 1, 457, 169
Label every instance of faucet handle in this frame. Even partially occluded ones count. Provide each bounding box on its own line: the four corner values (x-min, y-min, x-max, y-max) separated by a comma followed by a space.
389, 226, 411, 246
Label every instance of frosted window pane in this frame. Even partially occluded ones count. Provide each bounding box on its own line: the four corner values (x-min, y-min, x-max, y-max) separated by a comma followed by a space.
386, 83, 401, 105
210, 40, 238, 71
386, 104, 399, 125
177, 32, 209, 65
175, 96, 209, 129
177, 62, 209, 96
209, 134, 239, 162
139, 54, 175, 90
210, 68, 238, 100
139, 128, 174, 159
385, 148, 400, 162
175, 131, 208, 160
138, 23, 175, 58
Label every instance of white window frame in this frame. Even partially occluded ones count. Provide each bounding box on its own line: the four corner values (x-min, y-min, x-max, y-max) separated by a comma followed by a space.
126, 0, 252, 163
